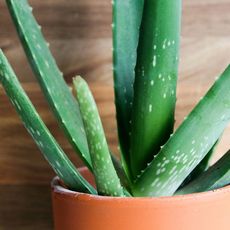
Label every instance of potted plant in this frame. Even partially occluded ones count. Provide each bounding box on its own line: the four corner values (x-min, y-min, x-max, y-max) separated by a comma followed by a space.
1, 0, 230, 229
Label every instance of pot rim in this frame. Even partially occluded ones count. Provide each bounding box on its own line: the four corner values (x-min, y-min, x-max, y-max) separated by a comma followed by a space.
51, 166, 230, 202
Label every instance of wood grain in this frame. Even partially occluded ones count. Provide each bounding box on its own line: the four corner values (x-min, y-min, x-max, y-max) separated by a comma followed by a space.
0, 185, 52, 230
0, 0, 230, 229
0, 0, 230, 84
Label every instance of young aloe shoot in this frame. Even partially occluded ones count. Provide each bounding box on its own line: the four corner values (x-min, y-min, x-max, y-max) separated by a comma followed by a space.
73, 77, 124, 197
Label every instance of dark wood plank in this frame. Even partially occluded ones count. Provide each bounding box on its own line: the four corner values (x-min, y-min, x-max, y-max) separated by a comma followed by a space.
0, 184, 53, 229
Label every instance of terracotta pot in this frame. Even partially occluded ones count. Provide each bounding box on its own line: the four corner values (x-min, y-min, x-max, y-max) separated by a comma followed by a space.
51, 167, 230, 230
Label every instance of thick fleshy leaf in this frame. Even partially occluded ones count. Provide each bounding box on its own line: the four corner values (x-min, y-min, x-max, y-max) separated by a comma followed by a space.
176, 150, 230, 195
6, 0, 92, 168
132, 65, 230, 197
113, 0, 144, 175
130, 0, 182, 177
179, 139, 219, 188
0, 50, 96, 194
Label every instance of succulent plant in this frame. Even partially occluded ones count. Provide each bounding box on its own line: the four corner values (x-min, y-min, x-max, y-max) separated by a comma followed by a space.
1, 0, 230, 197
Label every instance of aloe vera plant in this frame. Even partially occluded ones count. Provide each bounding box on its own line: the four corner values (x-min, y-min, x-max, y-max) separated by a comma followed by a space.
1, 0, 230, 198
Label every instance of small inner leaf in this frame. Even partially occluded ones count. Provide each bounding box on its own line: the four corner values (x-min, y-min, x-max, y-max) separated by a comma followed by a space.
74, 76, 124, 197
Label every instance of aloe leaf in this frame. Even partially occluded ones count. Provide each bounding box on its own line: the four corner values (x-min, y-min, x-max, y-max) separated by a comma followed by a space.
130, 0, 182, 177
111, 154, 130, 189
132, 65, 230, 197
6, 0, 92, 169
179, 140, 218, 188
176, 150, 230, 195
73, 77, 124, 197
113, 0, 144, 173
0, 50, 96, 194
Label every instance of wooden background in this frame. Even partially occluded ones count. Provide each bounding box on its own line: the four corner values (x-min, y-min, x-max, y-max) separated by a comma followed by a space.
0, 0, 230, 229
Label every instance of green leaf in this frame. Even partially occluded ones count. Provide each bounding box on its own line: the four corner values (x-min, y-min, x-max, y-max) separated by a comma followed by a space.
113, 0, 144, 174
132, 65, 230, 197
176, 150, 230, 195
179, 139, 218, 188
74, 77, 124, 197
0, 50, 96, 195
111, 154, 130, 189
130, 0, 182, 178
6, 0, 92, 169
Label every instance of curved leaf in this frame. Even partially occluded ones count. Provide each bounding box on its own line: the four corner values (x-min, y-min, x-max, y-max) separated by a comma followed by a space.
6, 0, 92, 169
0, 50, 96, 194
